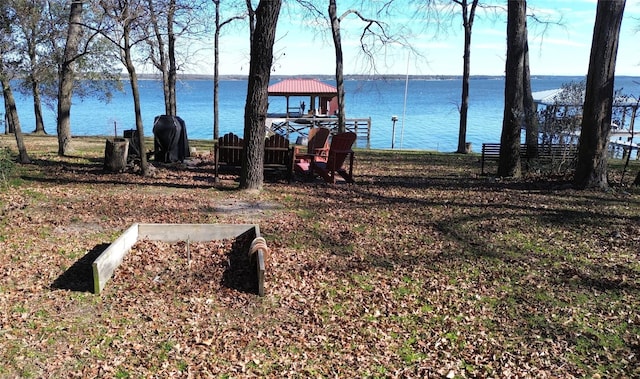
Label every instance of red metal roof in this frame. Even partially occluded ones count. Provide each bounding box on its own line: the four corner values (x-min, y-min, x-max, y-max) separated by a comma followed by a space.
268, 78, 337, 96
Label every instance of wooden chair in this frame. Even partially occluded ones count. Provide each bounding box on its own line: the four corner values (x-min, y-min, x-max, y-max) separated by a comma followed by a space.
214, 132, 244, 180
295, 132, 356, 184
264, 134, 294, 181
294, 127, 330, 164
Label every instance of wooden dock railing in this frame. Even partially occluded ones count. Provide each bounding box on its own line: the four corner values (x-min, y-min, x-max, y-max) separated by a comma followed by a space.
266, 117, 372, 149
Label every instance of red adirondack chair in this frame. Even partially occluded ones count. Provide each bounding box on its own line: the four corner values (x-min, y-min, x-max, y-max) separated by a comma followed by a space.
294, 127, 330, 164
295, 132, 356, 184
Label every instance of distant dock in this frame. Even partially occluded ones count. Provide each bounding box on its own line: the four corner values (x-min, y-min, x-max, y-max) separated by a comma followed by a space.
266, 78, 372, 148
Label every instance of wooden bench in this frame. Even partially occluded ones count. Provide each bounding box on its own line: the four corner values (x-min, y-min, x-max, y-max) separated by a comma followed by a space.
214, 132, 293, 182
481, 143, 578, 174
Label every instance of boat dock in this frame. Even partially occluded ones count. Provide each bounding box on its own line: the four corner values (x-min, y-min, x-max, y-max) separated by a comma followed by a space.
267, 78, 372, 149
266, 116, 372, 149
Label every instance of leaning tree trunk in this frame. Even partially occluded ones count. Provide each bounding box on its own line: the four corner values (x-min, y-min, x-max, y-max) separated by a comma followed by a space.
1, 75, 30, 163
118, 2, 148, 176
31, 80, 46, 134
3, 97, 11, 134
124, 53, 148, 176
574, 0, 626, 190
329, 0, 346, 133
240, 0, 282, 190
498, 0, 527, 178
57, 0, 83, 156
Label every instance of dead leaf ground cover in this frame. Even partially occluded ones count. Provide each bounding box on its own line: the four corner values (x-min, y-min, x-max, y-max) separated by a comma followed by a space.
0, 135, 639, 378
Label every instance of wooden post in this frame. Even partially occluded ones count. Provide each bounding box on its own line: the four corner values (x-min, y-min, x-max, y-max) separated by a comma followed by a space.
104, 138, 129, 172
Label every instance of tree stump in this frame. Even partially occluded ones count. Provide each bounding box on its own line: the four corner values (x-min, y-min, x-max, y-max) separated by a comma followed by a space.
465, 142, 473, 154
104, 138, 129, 172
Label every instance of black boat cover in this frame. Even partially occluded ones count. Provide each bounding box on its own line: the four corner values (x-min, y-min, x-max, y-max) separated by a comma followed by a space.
153, 115, 190, 163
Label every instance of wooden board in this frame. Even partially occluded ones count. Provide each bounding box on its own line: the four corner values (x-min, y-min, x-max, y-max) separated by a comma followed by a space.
92, 223, 263, 295
137, 223, 258, 242
257, 250, 265, 297
92, 223, 139, 294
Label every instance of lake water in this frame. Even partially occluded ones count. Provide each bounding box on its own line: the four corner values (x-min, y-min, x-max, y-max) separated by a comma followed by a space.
6, 75, 640, 152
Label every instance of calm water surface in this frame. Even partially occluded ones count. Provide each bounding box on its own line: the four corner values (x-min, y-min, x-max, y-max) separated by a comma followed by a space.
8, 76, 640, 152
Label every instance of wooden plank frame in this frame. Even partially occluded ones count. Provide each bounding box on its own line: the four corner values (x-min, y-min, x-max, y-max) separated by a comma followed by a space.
92, 223, 267, 296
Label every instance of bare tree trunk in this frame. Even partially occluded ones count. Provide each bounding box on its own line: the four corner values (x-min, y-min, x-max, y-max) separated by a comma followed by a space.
240, 0, 281, 190
168, 0, 177, 116
328, 0, 346, 133
31, 81, 46, 134
498, 0, 526, 178
457, 0, 478, 154
246, 0, 255, 43
213, 0, 221, 140
147, 0, 170, 115
27, 40, 46, 134
523, 38, 538, 158
213, 2, 244, 140
99, 0, 148, 175
574, 0, 626, 190
3, 98, 11, 134
1, 75, 30, 163
57, 0, 83, 156
124, 41, 149, 176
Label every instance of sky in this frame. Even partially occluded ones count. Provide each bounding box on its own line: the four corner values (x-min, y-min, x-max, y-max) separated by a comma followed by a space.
189, 0, 640, 77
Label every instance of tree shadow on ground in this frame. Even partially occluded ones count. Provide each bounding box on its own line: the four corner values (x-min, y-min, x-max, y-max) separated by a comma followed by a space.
51, 244, 109, 293
432, 216, 640, 293
22, 157, 290, 189
21, 158, 218, 189
221, 233, 259, 295
554, 263, 640, 292
64, 156, 104, 164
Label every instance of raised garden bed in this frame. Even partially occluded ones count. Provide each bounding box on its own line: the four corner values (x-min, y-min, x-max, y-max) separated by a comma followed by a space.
92, 224, 266, 296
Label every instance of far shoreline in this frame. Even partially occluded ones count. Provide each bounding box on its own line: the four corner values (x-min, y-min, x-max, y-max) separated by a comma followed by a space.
128, 73, 635, 82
